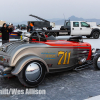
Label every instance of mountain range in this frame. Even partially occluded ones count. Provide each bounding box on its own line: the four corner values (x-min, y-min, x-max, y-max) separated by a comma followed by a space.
13, 16, 100, 25
52, 16, 100, 25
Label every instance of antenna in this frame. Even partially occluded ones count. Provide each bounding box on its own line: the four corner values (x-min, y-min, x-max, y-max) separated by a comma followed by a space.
63, 13, 65, 20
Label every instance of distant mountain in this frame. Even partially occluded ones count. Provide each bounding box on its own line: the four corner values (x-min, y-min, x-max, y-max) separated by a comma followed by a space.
53, 16, 100, 25
68, 16, 84, 21
13, 21, 27, 25
13, 16, 100, 25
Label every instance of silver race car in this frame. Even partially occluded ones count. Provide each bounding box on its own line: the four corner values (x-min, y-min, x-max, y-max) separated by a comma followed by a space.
0, 31, 92, 87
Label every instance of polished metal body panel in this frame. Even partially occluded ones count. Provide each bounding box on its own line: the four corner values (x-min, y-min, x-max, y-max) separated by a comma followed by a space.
0, 41, 91, 75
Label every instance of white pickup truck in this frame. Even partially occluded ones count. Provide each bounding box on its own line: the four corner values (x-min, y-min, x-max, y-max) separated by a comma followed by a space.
59, 21, 100, 39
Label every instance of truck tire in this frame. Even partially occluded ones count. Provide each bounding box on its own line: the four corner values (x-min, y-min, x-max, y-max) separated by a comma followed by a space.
68, 32, 70, 35
18, 61, 46, 87
86, 36, 91, 38
57, 32, 59, 36
47, 32, 57, 37
93, 53, 100, 70
60, 26, 65, 30
92, 31, 99, 39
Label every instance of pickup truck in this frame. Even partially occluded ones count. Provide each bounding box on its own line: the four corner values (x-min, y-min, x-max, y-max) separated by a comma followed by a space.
59, 20, 100, 39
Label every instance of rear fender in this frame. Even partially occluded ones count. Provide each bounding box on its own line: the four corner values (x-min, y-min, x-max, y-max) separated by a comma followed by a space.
11, 56, 49, 75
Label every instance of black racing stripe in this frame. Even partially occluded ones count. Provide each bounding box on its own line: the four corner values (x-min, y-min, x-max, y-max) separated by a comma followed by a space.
74, 52, 89, 55
73, 52, 89, 55
77, 54, 88, 57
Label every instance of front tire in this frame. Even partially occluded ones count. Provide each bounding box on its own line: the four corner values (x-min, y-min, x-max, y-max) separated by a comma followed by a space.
18, 61, 46, 87
93, 53, 100, 70
92, 31, 99, 39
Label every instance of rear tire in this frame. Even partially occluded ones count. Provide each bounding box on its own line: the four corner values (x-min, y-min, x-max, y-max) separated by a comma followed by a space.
18, 61, 46, 87
93, 53, 100, 70
92, 31, 99, 39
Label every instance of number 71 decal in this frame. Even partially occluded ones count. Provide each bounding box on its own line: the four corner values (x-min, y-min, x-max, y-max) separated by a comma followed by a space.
58, 51, 71, 65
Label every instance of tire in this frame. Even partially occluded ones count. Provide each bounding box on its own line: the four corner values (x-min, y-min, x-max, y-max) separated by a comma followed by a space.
47, 32, 57, 37
92, 31, 99, 39
57, 32, 59, 36
86, 36, 91, 38
18, 61, 46, 87
93, 53, 100, 70
60, 26, 65, 30
68, 32, 70, 35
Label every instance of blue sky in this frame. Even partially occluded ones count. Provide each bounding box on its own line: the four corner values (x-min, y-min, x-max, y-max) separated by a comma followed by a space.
0, 0, 100, 23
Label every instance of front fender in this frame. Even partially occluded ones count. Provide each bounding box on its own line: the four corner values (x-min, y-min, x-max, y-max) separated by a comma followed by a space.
11, 55, 49, 75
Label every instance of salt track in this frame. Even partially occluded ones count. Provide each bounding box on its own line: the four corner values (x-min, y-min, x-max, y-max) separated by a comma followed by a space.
0, 30, 99, 100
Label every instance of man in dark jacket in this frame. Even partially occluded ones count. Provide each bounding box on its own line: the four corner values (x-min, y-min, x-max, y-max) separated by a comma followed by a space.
1, 23, 11, 44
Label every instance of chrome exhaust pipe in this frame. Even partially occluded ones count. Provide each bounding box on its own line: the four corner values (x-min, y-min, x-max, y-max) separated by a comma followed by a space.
78, 58, 86, 65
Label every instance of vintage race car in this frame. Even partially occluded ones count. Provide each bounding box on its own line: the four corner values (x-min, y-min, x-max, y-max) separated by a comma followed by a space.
0, 31, 92, 87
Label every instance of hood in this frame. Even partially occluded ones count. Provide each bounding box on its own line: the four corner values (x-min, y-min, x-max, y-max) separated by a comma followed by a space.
0, 41, 48, 55
0, 41, 26, 52
91, 26, 100, 29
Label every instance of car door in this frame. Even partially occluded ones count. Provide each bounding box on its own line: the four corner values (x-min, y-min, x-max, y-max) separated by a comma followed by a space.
80, 22, 91, 35
71, 22, 81, 35
41, 41, 79, 70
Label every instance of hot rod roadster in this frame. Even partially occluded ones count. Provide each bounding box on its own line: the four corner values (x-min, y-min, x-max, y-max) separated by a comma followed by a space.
0, 31, 93, 87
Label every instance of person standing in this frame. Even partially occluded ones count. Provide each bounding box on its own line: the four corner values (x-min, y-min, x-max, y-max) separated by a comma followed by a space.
8, 24, 13, 33
11, 24, 14, 31
18, 24, 20, 29
1, 23, 10, 44
27, 23, 34, 32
